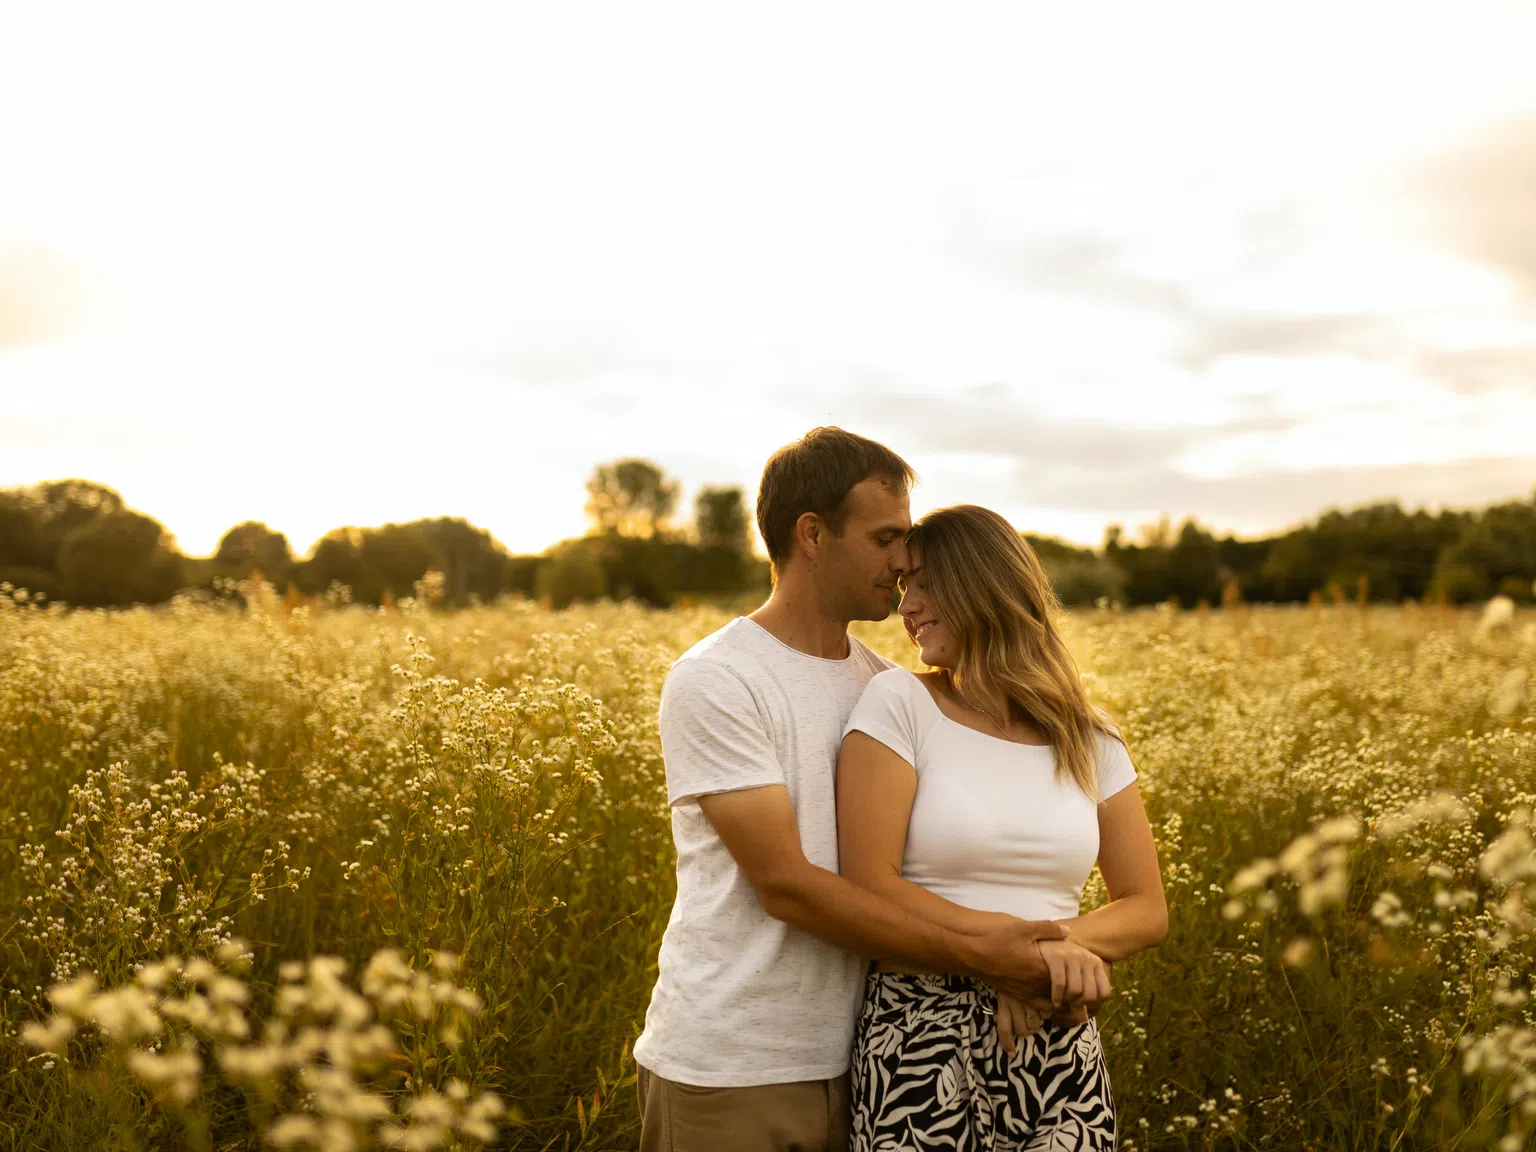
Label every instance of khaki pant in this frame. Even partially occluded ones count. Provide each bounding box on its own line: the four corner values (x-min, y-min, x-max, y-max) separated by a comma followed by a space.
636, 1065, 849, 1152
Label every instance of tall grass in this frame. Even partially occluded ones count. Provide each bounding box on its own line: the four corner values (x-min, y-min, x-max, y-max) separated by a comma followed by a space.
1, 584, 1533, 1149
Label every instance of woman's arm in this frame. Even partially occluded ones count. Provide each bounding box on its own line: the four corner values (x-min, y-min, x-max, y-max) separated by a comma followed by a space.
1054, 782, 1169, 962
835, 730, 1019, 937
837, 730, 1109, 1018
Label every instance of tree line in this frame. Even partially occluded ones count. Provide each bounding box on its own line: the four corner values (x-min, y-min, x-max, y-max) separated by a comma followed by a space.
1, 466, 1532, 611
0, 463, 767, 611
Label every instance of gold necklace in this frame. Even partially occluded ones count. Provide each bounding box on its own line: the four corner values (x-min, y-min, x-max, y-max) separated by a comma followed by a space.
949, 679, 1019, 742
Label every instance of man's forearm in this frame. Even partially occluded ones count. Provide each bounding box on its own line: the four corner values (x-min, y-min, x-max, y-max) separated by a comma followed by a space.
849, 868, 1016, 940
758, 861, 1055, 996
760, 860, 979, 969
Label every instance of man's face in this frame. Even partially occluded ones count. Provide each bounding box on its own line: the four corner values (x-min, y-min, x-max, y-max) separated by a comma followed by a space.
819, 476, 911, 621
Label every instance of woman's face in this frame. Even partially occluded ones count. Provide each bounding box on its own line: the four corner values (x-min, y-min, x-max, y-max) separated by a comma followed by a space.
898, 563, 960, 669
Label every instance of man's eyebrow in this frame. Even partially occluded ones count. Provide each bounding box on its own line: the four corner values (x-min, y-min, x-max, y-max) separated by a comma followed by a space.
871, 523, 910, 537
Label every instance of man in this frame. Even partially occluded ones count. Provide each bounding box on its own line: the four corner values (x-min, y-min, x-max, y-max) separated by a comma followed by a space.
632, 428, 1076, 1151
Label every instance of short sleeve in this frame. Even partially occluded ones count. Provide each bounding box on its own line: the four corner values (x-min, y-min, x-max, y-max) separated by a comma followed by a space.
842, 669, 927, 767
658, 658, 785, 807
1096, 729, 1138, 802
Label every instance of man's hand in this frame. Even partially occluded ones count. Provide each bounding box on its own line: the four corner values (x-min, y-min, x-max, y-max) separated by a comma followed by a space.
963, 916, 1069, 1001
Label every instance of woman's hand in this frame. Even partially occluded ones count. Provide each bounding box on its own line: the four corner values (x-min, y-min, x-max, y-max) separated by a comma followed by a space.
1037, 938, 1112, 1011
994, 991, 1047, 1054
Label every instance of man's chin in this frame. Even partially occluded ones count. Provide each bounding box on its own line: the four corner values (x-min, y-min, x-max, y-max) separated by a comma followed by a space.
852, 599, 896, 623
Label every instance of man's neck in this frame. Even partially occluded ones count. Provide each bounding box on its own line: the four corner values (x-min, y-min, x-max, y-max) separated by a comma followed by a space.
747, 582, 852, 660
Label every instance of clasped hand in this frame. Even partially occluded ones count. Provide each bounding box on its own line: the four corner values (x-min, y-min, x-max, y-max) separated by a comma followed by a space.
994, 938, 1111, 1055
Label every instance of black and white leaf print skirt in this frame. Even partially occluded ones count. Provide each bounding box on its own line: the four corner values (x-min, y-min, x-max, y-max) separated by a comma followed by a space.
850, 972, 1116, 1151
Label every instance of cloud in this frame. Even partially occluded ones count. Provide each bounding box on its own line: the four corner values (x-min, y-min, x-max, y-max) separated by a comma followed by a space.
1415, 113, 1536, 298
1008, 454, 1536, 525
1411, 345, 1536, 397
1177, 312, 1398, 372
1000, 233, 1190, 317
0, 243, 86, 349
989, 212, 1536, 396
838, 382, 1536, 538
863, 388, 1297, 476
991, 231, 1391, 369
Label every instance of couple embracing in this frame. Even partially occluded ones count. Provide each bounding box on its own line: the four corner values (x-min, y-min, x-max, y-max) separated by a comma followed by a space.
632, 428, 1168, 1151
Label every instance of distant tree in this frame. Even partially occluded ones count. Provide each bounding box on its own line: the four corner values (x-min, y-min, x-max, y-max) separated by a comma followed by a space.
1215, 535, 1272, 599
584, 459, 679, 539
536, 539, 608, 609
0, 490, 59, 601
685, 485, 753, 593
1137, 517, 1173, 550
503, 555, 544, 599
1262, 503, 1470, 603
598, 535, 682, 605
29, 480, 127, 566
1105, 520, 1176, 605
0, 489, 48, 569
1025, 534, 1126, 606
695, 486, 750, 552
409, 517, 510, 606
33, 479, 124, 521
358, 523, 445, 603
1166, 520, 1222, 607
296, 529, 368, 599
1435, 494, 1536, 603
56, 510, 182, 606
214, 522, 295, 583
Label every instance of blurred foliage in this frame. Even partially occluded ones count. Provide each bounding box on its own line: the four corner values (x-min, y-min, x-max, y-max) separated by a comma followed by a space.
3, 597, 1535, 1148
583, 458, 679, 540
1, 469, 1532, 611
694, 485, 750, 552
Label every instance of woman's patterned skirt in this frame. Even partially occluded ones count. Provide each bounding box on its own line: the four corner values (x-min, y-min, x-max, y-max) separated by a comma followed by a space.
850, 972, 1117, 1151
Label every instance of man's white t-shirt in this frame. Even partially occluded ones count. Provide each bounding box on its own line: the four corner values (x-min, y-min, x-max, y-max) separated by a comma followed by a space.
632, 616, 894, 1087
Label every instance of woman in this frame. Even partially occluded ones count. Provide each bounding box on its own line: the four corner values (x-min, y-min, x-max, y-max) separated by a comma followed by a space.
837, 505, 1167, 1150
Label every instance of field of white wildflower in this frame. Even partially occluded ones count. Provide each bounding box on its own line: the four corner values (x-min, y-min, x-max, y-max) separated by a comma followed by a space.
2, 582, 1534, 1151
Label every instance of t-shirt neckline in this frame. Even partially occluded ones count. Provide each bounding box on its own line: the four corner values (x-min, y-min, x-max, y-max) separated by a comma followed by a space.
736, 617, 863, 665
900, 666, 1054, 750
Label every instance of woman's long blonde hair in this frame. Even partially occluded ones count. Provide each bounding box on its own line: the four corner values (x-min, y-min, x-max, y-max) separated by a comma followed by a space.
905, 504, 1118, 800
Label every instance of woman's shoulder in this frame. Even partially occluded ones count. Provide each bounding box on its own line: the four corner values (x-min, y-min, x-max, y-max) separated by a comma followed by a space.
862, 664, 925, 699
1090, 711, 1126, 749
854, 666, 944, 728
864, 664, 913, 685
866, 666, 946, 700
1089, 716, 1138, 797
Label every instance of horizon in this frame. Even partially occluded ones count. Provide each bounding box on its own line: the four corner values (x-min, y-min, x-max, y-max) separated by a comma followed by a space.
10, 466, 1532, 562
4, 4, 1536, 556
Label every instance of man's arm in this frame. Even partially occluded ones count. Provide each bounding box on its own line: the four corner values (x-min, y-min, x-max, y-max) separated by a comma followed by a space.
836, 728, 1110, 1013
697, 784, 1065, 998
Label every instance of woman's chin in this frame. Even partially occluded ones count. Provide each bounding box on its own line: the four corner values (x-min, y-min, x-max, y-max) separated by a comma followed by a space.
920, 645, 952, 669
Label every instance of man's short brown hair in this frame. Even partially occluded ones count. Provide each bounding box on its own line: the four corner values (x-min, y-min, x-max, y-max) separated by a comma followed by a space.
756, 427, 916, 567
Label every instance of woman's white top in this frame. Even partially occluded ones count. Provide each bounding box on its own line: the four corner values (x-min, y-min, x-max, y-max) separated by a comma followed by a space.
842, 667, 1138, 922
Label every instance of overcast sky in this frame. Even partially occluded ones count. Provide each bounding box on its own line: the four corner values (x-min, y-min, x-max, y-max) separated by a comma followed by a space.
3, 2, 1535, 556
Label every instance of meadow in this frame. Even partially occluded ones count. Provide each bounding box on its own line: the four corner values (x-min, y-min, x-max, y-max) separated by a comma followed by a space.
1, 581, 1534, 1151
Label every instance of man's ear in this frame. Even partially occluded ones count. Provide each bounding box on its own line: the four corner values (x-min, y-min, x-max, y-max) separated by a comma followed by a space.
794, 512, 823, 566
